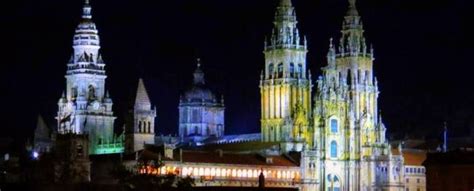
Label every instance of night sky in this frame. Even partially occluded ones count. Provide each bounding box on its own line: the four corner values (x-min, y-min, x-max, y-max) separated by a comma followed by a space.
2, 0, 474, 144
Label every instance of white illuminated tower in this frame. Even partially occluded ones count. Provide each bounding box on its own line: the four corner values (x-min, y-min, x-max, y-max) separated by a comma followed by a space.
56, 0, 123, 155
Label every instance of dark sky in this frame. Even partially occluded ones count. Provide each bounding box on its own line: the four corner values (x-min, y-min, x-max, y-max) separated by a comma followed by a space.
2, 0, 474, 143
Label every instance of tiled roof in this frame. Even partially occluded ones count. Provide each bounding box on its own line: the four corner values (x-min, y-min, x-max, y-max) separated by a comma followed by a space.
403, 150, 427, 166
177, 151, 298, 167
138, 148, 299, 167
391, 149, 427, 166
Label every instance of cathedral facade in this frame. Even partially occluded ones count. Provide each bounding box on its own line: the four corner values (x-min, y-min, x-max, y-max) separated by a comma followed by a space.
259, 0, 405, 190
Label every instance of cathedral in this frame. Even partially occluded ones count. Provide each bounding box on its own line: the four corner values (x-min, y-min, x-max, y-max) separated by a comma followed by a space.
32, 0, 426, 190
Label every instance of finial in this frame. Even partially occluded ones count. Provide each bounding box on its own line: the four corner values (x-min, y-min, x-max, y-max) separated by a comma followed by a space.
82, 0, 92, 19
193, 58, 205, 85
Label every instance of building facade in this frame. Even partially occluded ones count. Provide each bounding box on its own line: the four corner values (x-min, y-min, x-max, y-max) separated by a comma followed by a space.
179, 60, 225, 142
402, 149, 427, 191
261, 0, 405, 190
55, 0, 123, 155
312, 0, 404, 190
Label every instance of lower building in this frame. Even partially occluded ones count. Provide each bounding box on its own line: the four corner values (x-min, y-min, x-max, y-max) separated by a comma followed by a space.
399, 149, 427, 191
424, 148, 474, 191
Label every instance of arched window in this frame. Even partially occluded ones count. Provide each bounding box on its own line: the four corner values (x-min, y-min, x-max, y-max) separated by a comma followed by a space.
71, 87, 78, 100
289, 63, 295, 77
147, 122, 151, 133
327, 174, 340, 191
277, 63, 284, 77
88, 85, 96, 100
330, 119, 338, 133
138, 121, 142, 133
268, 63, 274, 75
194, 126, 199, 135
330, 141, 337, 158
298, 64, 303, 77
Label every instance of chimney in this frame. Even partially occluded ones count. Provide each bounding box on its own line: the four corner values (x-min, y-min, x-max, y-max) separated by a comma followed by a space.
216, 149, 224, 158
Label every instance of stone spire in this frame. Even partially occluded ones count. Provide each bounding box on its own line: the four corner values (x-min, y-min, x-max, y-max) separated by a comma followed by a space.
135, 78, 152, 110
193, 58, 205, 85
347, 0, 359, 17
266, 0, 303, 50
72, 0, 100, 62
34, 115, 50, 142
82, 0, 92, 19
338, 0, 366, 55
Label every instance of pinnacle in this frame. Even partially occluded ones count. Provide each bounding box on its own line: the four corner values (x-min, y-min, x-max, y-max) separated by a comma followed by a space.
135, 78, 151, 109
346, 0, 359, 16
279, 0, 292, 7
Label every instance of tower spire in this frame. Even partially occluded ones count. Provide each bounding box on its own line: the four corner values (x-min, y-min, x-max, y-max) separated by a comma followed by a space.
82, 0, 92, 19
347, 0, 359, 16
193, 58, 205, 85
135, 78, 152, 110
280, 0, 292, 7
266, 0, 303, 50
338, 0, 365, 55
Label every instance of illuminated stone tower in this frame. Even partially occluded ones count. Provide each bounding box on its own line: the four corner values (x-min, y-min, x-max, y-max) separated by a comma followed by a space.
313, 0, 403, 190
126, 78, 156, 153
56, 0, 124, 155
260, 0, 312, 149
179, 59, 225, 142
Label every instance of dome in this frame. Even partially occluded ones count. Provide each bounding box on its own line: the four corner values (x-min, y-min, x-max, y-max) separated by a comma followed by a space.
181, 59, 218, 104
183, 85, 216, 103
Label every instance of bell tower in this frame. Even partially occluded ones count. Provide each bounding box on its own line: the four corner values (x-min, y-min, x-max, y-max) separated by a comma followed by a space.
260, 0, 312, 149
56, 0, 123, 155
